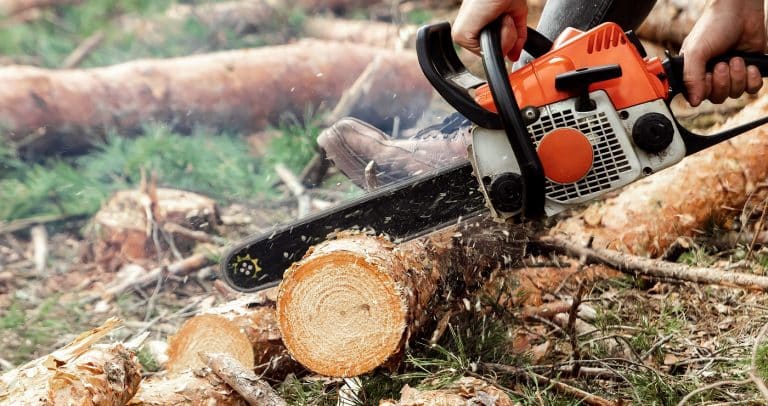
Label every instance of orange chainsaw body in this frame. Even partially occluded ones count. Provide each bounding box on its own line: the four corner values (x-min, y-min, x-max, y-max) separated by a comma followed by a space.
474, 23, 669, 111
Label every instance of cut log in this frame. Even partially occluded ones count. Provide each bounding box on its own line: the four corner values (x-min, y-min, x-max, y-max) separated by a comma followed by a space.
0, 317, 141, 405
90, 186, 220, 264
165, 288, 296, 377
166, 314, 255, 376
1, 41, 428, 157
379, 377, 514, 406
277, 218, 532, 377
552, 96, 768, 256
0, 0, 80, 17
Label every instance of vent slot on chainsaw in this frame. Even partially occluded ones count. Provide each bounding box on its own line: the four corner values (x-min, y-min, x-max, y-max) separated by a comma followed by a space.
526, 91, 641, 204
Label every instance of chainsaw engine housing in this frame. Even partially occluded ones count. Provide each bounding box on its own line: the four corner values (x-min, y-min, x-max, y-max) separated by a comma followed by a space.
470, 22, 684, 219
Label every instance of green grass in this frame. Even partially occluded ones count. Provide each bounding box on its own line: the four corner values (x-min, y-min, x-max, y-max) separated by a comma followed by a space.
1, 118, 322, 223
0, 295, 90, 365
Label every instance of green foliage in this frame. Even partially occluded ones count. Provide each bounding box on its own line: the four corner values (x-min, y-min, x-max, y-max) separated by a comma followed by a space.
278, 375, 337, 406
264, 110, 322, 174
137, 345, 161, 373
677, 245, 717, 267
0, 0, 174, 67
403, 315, 521, 389
755, 343, 768, 381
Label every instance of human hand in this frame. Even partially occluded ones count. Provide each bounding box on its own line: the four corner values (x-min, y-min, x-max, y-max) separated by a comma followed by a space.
452, 0, 528, 60
680, 0, 767, 106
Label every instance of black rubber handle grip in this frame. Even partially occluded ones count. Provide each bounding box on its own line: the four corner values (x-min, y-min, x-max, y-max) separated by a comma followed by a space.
665, 51, 768, 98
663, 52, 768, 154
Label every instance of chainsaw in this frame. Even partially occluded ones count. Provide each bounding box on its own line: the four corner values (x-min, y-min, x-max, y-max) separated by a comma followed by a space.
220, 18, 768, 292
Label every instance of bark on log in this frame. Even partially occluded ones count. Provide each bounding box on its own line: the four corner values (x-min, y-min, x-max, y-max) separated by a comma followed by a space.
128, 369, 248, 406
636, 0, 706, 47
552, 96, 768, 256
0, 0, 79, 17
277, 218, 532, 377
0, 317, 141, 405
199, 352, 287, 406
303, 17, 417, 49
1, 40, 429, 157
379, 377, 514, 406
527, 0, 702, 47
325, 52, 434, 133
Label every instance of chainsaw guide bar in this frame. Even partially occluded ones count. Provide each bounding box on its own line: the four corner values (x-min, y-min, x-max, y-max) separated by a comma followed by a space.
221, 161, 487, 292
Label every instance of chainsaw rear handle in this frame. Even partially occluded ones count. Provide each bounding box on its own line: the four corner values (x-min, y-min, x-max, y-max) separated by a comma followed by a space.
663, 52, 768, 154
416, 19, 549, 219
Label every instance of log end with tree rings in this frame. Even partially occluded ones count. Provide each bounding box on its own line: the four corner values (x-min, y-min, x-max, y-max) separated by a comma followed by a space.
166, 314, 255, 376
277, 235, 409, 377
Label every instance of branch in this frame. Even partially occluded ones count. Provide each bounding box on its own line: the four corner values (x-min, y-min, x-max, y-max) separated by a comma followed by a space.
544, 236, 768, 291
199, 352, 287, 406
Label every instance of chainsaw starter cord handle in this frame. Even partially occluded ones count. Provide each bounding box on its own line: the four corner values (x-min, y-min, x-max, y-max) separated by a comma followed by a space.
479, 17, 547, 219
663, 52, 768, 154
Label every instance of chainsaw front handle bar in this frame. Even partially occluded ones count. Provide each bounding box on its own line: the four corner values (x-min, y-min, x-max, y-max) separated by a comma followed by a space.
664, 52, 768, 154
416, 18, 549, 219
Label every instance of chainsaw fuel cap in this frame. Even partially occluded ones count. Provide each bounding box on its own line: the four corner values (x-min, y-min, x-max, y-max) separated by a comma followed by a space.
536, 128, 594, 184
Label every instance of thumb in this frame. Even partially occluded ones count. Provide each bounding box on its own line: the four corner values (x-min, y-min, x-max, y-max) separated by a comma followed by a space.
682, 45, 711, 107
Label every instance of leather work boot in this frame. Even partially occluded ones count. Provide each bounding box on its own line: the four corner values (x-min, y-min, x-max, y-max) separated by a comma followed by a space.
317, 114, 472, 188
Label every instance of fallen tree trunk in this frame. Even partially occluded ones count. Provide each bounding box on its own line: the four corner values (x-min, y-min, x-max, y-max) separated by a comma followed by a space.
0, 0, 80, 17
277, 218, 532, 377
1, 40, 430, 157
635, 0, 706, 47
527, 0, 702, 47
552, 96, 768, 256
0, 317, 142, 405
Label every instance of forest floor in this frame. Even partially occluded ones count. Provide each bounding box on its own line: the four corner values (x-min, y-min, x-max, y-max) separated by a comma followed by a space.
3, 0, 768, 405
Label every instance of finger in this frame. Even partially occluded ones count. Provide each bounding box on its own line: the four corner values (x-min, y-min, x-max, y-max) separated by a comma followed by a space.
728, 57, 746, 98
499, 14, 519, 59
451, 1, 482, 55
746, 65, 763, 94
704, 72, 712, 102
507, 12, 528, 61
708, 62, 730, 103
682, 48, 708, 107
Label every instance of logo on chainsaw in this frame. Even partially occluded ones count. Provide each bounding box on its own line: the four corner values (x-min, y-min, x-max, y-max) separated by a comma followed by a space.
232, 254, 261, 278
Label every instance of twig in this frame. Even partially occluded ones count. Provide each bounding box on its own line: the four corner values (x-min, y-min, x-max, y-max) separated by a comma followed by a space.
747, 199, 768, 260
84, 251, 218, 303
61, 30, 104, 69
529, 372, 616, 406
0, 213, 87, 234
275, 163, 311, 218
30, 224, 48, 274
482, 364, 616, 406
676, 379, 751, 406
544, 236, 768, 291
199, 352, 287, 406
566, 283, 585, 376
363, 160, 379, 191
163, 222, 228, 245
